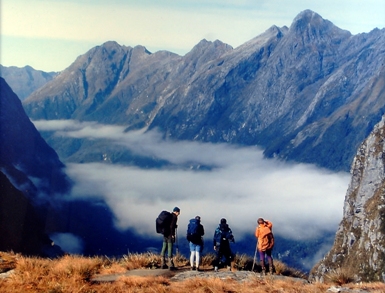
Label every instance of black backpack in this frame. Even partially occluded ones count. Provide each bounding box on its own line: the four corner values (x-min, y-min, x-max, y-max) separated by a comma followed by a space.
186, 218, 201, 244
155, 211, 172, 234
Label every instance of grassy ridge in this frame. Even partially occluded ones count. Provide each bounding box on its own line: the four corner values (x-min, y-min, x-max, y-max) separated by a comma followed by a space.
1, 251, 384, 293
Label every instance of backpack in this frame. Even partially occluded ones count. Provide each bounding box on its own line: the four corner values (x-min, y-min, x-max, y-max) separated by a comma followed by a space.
186, 219, 201, 244
214, 224, 234, 244
155, 211, 172, 234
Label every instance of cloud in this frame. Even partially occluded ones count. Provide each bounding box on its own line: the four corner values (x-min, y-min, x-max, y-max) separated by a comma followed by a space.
50, 232, 84, 254
34, 120, 351, 242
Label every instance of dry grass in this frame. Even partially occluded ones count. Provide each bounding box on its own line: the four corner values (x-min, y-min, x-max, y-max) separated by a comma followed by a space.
0, 251, 18, 273
201, 252, 216, 267
0, 251, 384, 293
324, 267, 354, 285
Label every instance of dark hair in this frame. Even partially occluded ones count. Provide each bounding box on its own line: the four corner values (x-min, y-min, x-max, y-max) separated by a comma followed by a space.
173, 207, 180, 213
195, 216, 201, 221
220, 218, 227, 224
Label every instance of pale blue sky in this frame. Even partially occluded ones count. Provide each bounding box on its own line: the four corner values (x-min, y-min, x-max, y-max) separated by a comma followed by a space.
2, 0, 384, 72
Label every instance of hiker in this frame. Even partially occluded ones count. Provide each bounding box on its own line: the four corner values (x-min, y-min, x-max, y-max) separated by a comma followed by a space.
186, 216, 205, 271
159, 207, 180, 270
255, 218, 274, 275
213, 218, 235, 272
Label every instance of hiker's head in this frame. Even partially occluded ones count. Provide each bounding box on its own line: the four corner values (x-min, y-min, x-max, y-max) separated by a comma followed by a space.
173, 207, 180, 215
257, 218, 264, 224
195, 216, 201, 222
220, 218, 227, 224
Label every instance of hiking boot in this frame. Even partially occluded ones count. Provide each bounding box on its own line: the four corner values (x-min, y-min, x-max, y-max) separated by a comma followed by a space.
227, 265, 231, 271
196, 267, 202, 272
160, 257, 167, 269
191, 266, 196, 271
260, 268, 266, 277
214, 266, 218, 272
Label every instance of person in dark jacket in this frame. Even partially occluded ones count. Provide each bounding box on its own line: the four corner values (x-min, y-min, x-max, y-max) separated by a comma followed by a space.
160, 207, 180, 270
187, 216, 205, 271
213, 218, 235, 271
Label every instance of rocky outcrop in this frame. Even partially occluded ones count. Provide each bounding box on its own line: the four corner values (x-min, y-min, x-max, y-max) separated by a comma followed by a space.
22, 10, 385, 172
310, 116, 385, 282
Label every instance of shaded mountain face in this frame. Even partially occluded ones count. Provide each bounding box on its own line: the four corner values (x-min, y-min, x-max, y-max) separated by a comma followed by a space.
22, 10, 385, 172
0, 77, 174, 259
0, 65, 57, 101
0, 77, 72, 255
0, 171, 55, 255
0, 77, 71, 201
310, 115, 385, 282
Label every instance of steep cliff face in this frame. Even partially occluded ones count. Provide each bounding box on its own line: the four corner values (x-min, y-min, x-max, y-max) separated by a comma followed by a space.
0, 171, 55, 255
0, 77, 70, 201
0, 77, 71, 255
311, 116, 385, 282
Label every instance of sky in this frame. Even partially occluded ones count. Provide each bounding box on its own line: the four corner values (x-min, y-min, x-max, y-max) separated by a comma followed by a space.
2, 0, 385, 72
33, 119, 351, 251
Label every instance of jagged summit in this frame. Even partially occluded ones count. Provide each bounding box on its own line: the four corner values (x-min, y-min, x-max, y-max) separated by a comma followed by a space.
290, 9, 351, 38
22, 11, 385, 173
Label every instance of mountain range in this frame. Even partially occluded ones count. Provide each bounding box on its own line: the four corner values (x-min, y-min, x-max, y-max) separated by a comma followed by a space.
0, 65, 57, 101
2, 9, 385, 278
19, 9, 385, 172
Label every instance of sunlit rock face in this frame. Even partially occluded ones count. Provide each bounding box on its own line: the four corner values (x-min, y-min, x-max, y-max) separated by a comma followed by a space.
22, 10, 385, 172
311, 116, 385, 282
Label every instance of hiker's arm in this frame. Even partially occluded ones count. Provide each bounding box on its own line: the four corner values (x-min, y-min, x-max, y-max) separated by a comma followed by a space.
265, 221, 273, 229
170, 215, 177, 236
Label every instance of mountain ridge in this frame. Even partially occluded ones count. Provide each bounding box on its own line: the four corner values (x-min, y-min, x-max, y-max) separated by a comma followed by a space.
17, 10, 385, 172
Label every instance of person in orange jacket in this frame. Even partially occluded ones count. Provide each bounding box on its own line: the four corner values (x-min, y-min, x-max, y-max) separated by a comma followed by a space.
255, 218, 274, 274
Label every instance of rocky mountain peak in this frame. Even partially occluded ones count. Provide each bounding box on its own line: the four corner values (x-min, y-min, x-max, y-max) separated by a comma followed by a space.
290, 9, 351, 40
21, 11, 385, 172
184, 39, 232, 60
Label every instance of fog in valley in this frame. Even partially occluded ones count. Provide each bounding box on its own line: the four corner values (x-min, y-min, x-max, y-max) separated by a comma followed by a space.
34, 120, 350, 256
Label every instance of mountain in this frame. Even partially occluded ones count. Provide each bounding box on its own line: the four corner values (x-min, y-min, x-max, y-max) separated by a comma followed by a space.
0, 77, 70, 200
310, 115, 385, 282
0, 170, 56, 255
0, 77, 71, 255
0, 65, 57, 101
22, 10, 385, 172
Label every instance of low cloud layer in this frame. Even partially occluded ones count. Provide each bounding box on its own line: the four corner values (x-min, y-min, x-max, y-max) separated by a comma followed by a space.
35, 120, 351, 242
50, 233, 84, 254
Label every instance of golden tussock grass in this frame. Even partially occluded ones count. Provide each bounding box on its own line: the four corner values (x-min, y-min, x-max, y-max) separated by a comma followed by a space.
324, 267, 354, 285
1, 251, 385, 293
0, 251, 18, 273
